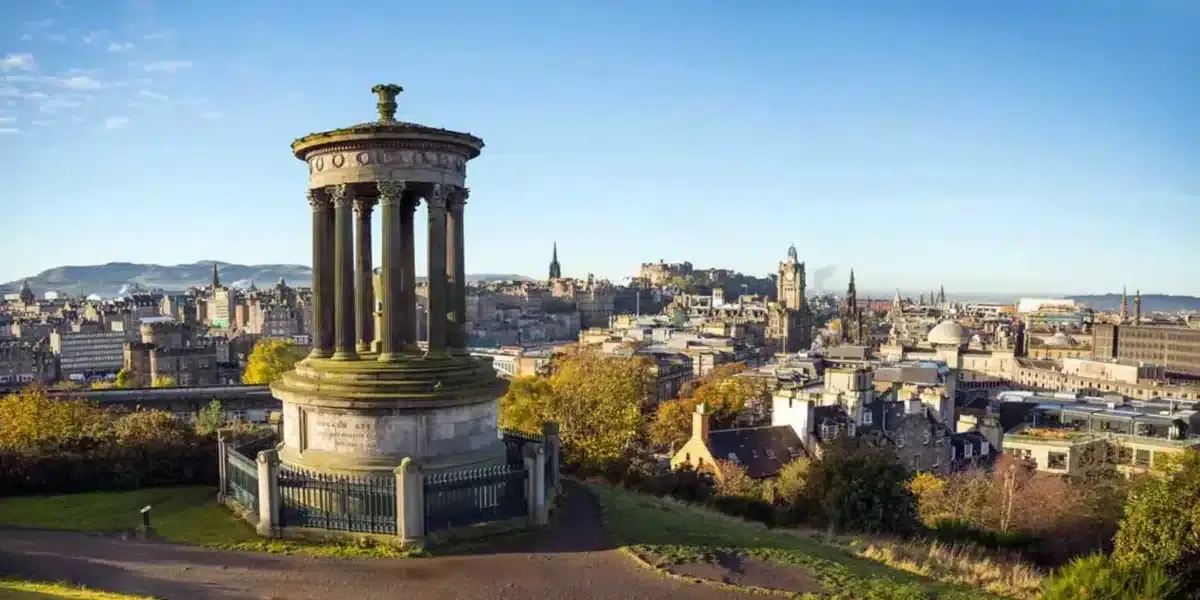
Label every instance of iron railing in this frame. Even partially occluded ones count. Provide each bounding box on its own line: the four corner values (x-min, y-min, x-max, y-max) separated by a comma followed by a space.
500, 428, 542, 468
226, 448, 259, 513
277, 464, 397, 535
423, 464, 527, 534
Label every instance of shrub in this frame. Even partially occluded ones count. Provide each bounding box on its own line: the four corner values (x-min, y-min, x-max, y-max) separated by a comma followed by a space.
1112, 452, 1200, 593
0, 387, 220, 495
1044, 554, 1176, 600
802, 436, 919, 535
709, 495, 776, 527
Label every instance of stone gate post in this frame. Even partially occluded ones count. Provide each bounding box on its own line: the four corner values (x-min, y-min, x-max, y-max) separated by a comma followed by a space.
396, 457, 425, 546
256, 449, 280, 538
523, 444, 547, 525
216, 428, 233, 502
542, 421, 560, 492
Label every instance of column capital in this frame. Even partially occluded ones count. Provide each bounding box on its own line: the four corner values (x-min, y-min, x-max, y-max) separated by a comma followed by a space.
307, 189, 330, 211
326, 183, 352, 208
353, 196, 377, 217
377, 181, 406, 206
427, 184, 449, 210
448, 186, 468, 212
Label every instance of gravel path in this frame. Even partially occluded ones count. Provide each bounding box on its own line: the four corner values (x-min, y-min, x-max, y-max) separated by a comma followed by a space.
0, 482, 755, 600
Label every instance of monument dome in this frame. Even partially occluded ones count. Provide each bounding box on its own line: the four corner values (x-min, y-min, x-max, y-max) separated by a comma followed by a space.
927, 320, 969, 347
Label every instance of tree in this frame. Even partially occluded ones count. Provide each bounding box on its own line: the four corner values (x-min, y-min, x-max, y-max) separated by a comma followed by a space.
498, 375, 554, 435
90, 381, 117, 390
802, 436, 918, 535
714, 460, 759, 498
151, 375, 176, 388
771, 457, 811, 505
242, 340, 303, 384
114, 367, 135, 388
1113, 452, 1200, 589
0, 387, 110, 451
546, 350, 653, 470
195, 399, 226, 437
648, 363, 765, 450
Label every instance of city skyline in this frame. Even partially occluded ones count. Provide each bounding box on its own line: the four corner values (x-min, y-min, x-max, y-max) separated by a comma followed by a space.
2, 1, 1198, 295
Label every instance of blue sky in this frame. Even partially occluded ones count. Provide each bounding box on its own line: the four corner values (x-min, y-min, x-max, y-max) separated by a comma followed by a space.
1, 0, 1197, 296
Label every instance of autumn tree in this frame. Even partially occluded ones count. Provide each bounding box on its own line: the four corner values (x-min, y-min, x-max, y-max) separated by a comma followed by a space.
714, 460, 759, 498
1113, 452, 1200, 590
498, 375, 555, 435
648, 363, 766, 450
0, 387, 109, 451
195, 400, 227, 436
242, 340, 304, 384
114, 367, 135, 388
548, 350, 653, 469
151, 375, 177, 388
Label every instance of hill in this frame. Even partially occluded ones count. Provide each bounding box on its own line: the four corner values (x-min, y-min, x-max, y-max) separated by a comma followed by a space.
1066, 293, 1200, 313
0, 262, 530, 298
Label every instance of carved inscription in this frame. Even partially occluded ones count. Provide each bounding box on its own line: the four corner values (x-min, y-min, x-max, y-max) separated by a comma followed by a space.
304, 412, 417, 455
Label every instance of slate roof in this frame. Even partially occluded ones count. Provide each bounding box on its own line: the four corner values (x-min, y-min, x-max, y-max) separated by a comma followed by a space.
949, 431, 997, 470
707, 425, 808, 479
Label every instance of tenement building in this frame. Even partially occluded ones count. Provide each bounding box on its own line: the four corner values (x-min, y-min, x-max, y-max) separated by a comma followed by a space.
270, 84, 507, 475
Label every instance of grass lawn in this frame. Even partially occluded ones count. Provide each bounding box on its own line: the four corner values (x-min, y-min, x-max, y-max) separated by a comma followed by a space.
0, 579, 151, 600
588, 483, 1012, 600
0, 486, 416, 558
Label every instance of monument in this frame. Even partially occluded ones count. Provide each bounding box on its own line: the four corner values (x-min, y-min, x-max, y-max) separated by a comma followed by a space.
271, 84, 507, 474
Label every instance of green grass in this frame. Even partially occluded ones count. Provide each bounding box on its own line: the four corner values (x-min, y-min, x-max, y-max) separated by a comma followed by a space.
588, 483, 1012, 600
0, 579, 152, 600
0, 486, 418, 558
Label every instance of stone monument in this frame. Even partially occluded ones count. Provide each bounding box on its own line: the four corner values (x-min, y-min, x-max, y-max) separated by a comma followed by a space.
271, 84, 507, 474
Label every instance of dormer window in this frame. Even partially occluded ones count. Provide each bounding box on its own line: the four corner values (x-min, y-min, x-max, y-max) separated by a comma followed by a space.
727, 452, 740, 463
963, 445, 974, 459
862, 411, 874, 425
765, 449, 777, 460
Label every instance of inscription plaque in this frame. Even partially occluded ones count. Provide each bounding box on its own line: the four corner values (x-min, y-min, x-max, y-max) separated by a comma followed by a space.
305, 412, 417, 455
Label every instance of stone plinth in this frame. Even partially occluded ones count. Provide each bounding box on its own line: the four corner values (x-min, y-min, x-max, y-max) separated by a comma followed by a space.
272, 354, 507, 473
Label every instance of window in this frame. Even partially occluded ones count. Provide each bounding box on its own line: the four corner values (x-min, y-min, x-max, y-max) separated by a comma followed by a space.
862, 411, 873, 425
765, 449, 777, 460
727, 452, 740, 463
923, 430, 932, 445
1047, 452, 1068, 470
896, 437, 906, 448
932, 452, 941, 468
1135, 449, 1151, 468
963, 444, 973, 459
911, 455, 922, 470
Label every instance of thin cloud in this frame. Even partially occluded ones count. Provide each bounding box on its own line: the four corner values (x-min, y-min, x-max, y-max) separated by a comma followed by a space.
48, 34, 68, 43
82, 31, 106, 44
108, 41, 135, 52
20, 34, 34, 41
142, 59, 192, 73
56, 75, 103, 90
31, 119, 54, 126
1, 54, 38, 71
199, 110, 223, 120
143, 31, 172, 41
138, 89, 167, 101
0, 116, 13, 123
40, 97, 83, 112
104, 116, 129, 129
29, 20, 55, 28
0, 128, 21, 135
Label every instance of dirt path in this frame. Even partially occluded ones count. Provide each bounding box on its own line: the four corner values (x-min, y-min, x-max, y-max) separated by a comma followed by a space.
0, 482, 755, 600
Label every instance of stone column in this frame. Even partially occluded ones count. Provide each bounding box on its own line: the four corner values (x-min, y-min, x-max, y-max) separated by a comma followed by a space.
523, 444, 547, 526
400, 193, 420, 352
425, 184, 449, 356
354, 196, 377, 354
307, 190, 333, 359
328, 184, 357, 360
395, 457, 425, 546
445, 187, 469, 353
376, 181, 406, 361
256, 449, 281, 538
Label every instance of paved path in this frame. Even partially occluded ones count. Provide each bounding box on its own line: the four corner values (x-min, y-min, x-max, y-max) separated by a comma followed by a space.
0, 482, 754, 600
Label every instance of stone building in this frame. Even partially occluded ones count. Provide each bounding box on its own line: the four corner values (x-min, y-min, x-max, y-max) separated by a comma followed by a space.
638, 260, 693, 287
123, 319, 218, 387
1092, 323, 1200, 377
50, 329, 126, 379
0, 338, 55, 386
766, 245, 812, 353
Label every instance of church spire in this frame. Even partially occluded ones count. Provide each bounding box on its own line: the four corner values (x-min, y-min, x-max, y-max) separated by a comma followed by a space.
1120, 285, 1128, 324
1134, 289, 1142, 324
211, 262, 221, 289
548, 242, 562, 280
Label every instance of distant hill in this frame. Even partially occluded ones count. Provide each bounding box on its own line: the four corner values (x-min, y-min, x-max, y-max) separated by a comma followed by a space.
1066, 294, 1200, 313
0, 262, 530, 298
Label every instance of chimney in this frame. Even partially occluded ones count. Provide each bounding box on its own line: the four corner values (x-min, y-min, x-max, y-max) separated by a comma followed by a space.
692, 402, 710, 441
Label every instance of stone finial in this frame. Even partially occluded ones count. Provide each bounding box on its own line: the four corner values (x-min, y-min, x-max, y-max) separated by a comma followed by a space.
371, 83, 403, 122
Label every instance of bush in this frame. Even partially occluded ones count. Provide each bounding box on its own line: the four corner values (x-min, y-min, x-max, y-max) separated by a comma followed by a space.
709, 495, 776, 527
1112, 452, 1200, 594
802, 436, 919, 535
0, 387, 220, 495
1044, 554, 1176, 600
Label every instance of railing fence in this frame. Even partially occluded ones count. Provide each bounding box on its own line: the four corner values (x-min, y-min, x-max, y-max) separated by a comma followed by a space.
423, 464, 527, 534
277, 464, 397, 535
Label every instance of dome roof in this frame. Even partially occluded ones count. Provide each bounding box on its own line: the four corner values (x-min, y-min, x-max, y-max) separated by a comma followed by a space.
927, 320, 969, 347
1043, 331, 1077, 347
